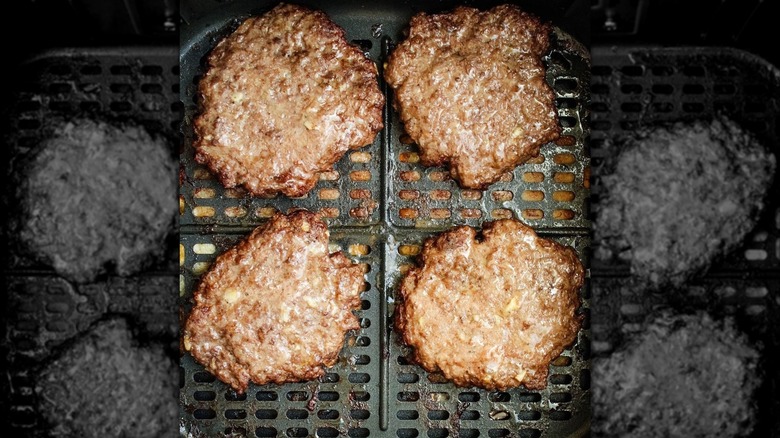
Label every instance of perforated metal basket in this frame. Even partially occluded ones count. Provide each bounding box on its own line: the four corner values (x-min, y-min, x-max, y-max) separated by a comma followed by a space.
1, 46, 180, 436
589, 46, 780, 438
179, 2, 591, 438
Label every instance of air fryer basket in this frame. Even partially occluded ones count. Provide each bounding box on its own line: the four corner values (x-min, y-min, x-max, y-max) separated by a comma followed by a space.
180, 2, 591, 437
589, 46, 780, 437
2, 47, 180, 436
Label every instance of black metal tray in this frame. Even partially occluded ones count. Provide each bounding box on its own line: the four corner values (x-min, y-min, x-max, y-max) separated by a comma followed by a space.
589, 45, 780, 438
180, 1, 591, 437
1, 46, 180, 436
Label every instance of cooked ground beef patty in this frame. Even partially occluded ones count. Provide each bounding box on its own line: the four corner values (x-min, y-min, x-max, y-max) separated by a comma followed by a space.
15, 119, 176, 284
385, 4, 561, 189
592, 311, 762, 438
183, 210, 364, 393
396, 219, 584, 390
193, 3, 384, 197
35, 318, 177, 438
594, 117, 776, 288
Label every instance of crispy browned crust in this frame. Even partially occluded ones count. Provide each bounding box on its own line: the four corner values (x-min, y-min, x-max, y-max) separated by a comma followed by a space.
395, 219, 583, 390
193, 3, 384, 197
183, 210, 364, 392
385, 5, 561, 189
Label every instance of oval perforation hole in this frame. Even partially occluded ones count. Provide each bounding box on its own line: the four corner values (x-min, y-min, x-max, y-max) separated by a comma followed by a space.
620, 65, 644, 76
458, 392, 480, 402
287, 427, 308, 438
682, 102, 705, 113
142, 83, 163, 94
81, 65, 102, 75
256, 391, 278, 401
428, 429, 449, 438
620, 102, 642, 113
550, 392, 572, 403
488, 392, 510, 402
319, 391, 339, 401
554, 78, 578, 92
349, 373, 370, 383
398, 391, 419, 402
428, 410, 449, 420
548, 51, 572, 70
193, 390, 216, 401
397, 410, 420, 420
592, 83, 609, 94
351, 409, 370, 420
683, 65, 706, 76
559, 116, 577, 127
620, 83, 642, 94
550, 374, 573, 385
520, 429, 542, 438
193, 372, 216, 383
318, 427, 340, 438
110, 101, 132, 112
225, 409, 246, 420
398, 372, 419, 383
110, 83, 132, 94
352, 391, 370, 401
256, 427, 278, 437
397, 429, 419, 438
651, 84, 673, 94
322, 372, 340, 383
349, 429, 369, 438
255, 426, 278, 438
256, 409, 278, 419
488, 429, 510, 438
556, 98, 577, 109
193, 408, 216, 419
682, 83, 705, 94
110, 65, 132, 75
591, 102, 609, 112
352, 354, 371, 366
461, 410, 480, 421
517, 410, 541, 421
318, 409, 339, 420
48, 82, 73, 94
652, 102, 674, 113
287, 408, 308, 419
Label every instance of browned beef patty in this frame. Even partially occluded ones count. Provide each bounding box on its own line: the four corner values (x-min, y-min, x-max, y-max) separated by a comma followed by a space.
396, 219, 584, 390
15, 119, 176, 284
594, 117, 776, 288
385, 5, 561, 189
35, 318, 177, 438
193, 3, 384, 197
183, 210, 364, 393
592, 311, 762, 438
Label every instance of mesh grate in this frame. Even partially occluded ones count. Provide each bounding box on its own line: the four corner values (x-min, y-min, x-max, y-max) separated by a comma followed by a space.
590, 46, 780, 438
180, 3, 591, 437
2, 47, 180, 435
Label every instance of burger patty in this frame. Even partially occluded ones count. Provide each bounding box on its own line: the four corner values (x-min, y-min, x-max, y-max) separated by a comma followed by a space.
592, 311, 762, 438
193, 3, 384, 197
385, 4, 561, 189
183, 210, 364, 393
396, 219, 584, 390
594, 117, 776, 289
35, 318, 177, 438
14, 119, 176, 284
